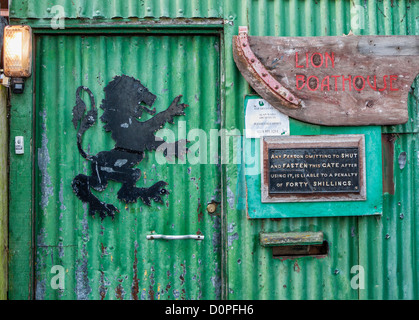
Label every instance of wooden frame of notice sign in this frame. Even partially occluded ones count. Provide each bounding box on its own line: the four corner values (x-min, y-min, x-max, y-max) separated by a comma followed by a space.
261, 135, 366, 203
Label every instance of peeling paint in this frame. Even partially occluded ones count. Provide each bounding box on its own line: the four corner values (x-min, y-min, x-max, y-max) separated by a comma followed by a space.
38, 110, 54, 211
131, 241, 139, 300
293, 261, 301, 273
75, 205, 92, 300
227, 223, 235, 233
140, 288, 147, 300
165, 283, 172, 293
197, 198, 203, 222
210, 262, 221, 299
226, 186, 235, 209
398, 151, 407, 170
212, 216, 221, 253
227, 223, 238, 248
228, 232, 239, 248
179, 262, 186, 286
100, 243, 109, 258
58, 179, 67, 215
35, 228, 48, 276
35, 279, 46, 300
58, 242, 64, 258
115, 280, 126, 300
149, 266, 155, 300
99, 271, 110, 300
75, 251, 91, 300
114, 159, 128, 167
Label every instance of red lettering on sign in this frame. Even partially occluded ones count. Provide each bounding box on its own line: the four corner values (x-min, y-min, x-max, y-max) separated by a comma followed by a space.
311, 53, 323, 68
390, 75, 399, 91
325, 52, 335, 68
353, 76, 365, 92
295, 52, 304, 68
367, 75, 377, 90
307, 76, 319, 91
342, 75, 352, 91
378, 75, 388, 92
292, 53, 398, 93
321, 76, 330, 91
295, 52, 335, 69
296, 75, 306, 90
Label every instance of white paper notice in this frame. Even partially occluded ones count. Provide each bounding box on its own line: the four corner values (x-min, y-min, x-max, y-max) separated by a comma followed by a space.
245, 99, 290, 138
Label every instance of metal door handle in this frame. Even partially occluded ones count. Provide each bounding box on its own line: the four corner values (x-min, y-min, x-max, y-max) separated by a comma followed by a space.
146, 234, 204, 240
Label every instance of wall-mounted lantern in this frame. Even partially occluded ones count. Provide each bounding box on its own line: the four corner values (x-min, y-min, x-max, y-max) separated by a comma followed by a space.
2, 25, 32, 94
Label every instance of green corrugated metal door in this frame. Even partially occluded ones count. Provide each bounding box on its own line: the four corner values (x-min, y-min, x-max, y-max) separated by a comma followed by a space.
34, 34, 221, 300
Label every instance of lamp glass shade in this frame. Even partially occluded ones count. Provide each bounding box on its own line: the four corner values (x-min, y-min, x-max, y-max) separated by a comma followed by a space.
3, 25, 32, 78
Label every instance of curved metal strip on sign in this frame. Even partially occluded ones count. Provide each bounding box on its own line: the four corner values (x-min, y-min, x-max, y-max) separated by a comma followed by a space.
235, 26, 301, 107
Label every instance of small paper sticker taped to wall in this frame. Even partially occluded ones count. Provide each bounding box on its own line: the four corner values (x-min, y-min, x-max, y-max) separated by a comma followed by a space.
245, 98, 290, 138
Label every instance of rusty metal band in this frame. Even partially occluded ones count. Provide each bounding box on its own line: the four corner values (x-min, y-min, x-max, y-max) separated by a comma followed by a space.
237, 26, 301, 106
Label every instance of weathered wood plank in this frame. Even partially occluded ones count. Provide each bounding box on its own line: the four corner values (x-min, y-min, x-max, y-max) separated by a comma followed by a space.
233, 29, 419, 126
357, 36, 419, 56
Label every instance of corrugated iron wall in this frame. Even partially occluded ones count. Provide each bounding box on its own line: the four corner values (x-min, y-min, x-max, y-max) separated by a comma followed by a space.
8, 0, 419, 300
222, 0, 419, 300
9, 0, 223, 19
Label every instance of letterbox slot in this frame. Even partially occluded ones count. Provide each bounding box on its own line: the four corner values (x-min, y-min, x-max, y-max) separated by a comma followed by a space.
272, 241, 329, 259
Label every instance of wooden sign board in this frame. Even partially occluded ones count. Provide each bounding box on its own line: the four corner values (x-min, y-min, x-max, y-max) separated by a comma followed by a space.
233, 27, 419, 126
261, 135, 366, 203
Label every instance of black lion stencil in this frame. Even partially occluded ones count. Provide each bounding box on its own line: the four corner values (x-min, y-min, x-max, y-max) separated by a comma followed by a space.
71, 75, 188, 219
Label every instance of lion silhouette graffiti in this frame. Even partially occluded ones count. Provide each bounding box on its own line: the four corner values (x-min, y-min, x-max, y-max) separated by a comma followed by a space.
71, 75, 188, 219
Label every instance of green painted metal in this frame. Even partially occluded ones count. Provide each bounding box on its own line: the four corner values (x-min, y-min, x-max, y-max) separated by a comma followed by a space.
32, 34, 221, 300
0, 86, 8, 300
8, 74, 35, 300
9, 0, 223, 20
244, 97, 383, 219
8, 0, 419, 300
358, 133, 419, 299
222, 0, 419, 300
